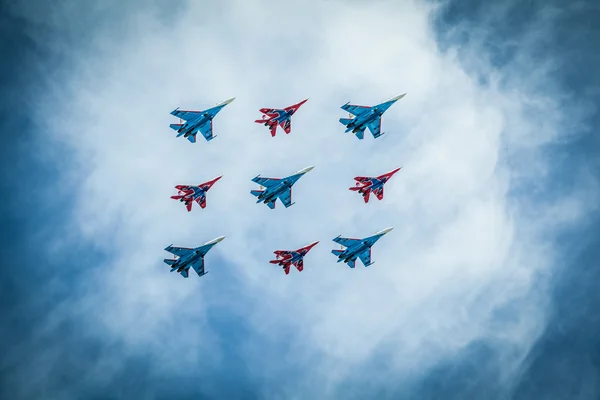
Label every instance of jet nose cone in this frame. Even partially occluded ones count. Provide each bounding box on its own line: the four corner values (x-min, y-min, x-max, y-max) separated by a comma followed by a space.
389, 93, 407, 102
221, 97, 236, 105
206, 235, 226, 245
378, 227, 394, 235
297, 165, 315, 174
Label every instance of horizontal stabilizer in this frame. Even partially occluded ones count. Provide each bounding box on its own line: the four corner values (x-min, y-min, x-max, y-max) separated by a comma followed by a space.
339, 118, 353, 126
169, 123, 183, 131
164, 259, 176, 266
250, 189, 263, 197
331, 249, 345, 256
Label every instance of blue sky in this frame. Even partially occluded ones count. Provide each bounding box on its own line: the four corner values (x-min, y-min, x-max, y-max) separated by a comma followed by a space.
1, 0, 599, 399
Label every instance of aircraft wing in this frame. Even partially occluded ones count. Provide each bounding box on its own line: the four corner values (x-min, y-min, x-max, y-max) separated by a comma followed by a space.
260, 108, 283, 116
198, 120, 214, 141
252, 176, 280, 188
190, 257, 205, 276
354, 127, 366, 140
373, 187, 384, 200
358, 248, 372, 267
354, 176, 374, 184
274, 250, 293, 258
363, 189, 371, 203
165, 245, 194, 257
333, 236, 362, 248
346, 258, 357, 268
171, 109, 201, 121
278, 188, 293, 208
341, 103, 370, 116
366, 117, 382, 138
267, 122, 277, 137
279, 118, 291, 134
195, 194, 207, 209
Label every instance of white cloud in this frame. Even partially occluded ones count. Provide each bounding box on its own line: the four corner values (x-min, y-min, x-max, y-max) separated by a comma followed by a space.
30, 0, 598, 396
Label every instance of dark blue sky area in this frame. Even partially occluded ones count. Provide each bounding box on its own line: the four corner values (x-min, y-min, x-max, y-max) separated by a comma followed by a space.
1, 0, 599, 398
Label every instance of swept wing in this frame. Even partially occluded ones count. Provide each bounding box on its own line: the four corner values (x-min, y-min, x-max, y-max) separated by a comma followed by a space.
333, 236, 362, 248
252, 176, 280, 188
165, 245, 193, 258
278, 187, 293, 208
357, 248, 372, 266
171, 109, 201, 121
341, 103, 370, 116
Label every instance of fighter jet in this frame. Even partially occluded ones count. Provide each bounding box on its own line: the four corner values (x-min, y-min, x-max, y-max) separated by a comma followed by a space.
254, 98, 308, 137
170, 176, 222, 212
163, 236, 225, 278
331, 227, 393, 268
350, 168, 401, 203
338, 93, 406, 139
269, 241, 319, 275
169, 97, 235, 143
250, 166, 314, 209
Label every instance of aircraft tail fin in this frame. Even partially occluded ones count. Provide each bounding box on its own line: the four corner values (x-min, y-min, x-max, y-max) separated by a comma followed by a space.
339, 118, 353, 126
169, 123, 183, 131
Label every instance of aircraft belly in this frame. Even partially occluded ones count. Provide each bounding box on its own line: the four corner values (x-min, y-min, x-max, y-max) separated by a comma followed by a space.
346, 245, 366, 260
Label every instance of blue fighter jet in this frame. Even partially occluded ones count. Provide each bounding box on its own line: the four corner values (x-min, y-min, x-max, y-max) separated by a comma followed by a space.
331, 227, 393, 268
338, 94, 406, 139
169, 97, 235, 143
250, 166, 314, 209
163, 236, 225, 278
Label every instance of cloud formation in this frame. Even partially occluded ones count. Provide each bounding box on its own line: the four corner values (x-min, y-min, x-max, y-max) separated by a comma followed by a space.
21, 0, 597, 397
